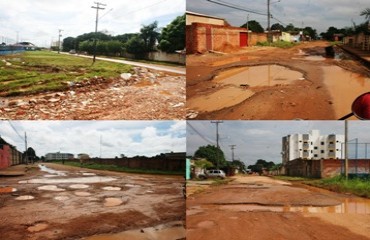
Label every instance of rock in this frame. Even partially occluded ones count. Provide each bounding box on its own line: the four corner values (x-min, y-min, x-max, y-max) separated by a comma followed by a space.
29, 99, 38, 104
5, 62, 11, 66
172, 103, 184, 108
120, 73, 132, 80
48, 98, 60, 103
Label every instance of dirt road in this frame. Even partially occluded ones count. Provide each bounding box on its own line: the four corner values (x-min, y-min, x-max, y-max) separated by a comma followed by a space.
186, 175, 370, 240
0, 163, 185, 240
186, 41, 370, 120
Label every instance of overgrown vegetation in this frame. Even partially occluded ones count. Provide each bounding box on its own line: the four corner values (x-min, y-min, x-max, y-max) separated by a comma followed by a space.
305, 176, 370, 198
256, 41, 297, 48
52, 160, 184, 175
0, 51, 131, 96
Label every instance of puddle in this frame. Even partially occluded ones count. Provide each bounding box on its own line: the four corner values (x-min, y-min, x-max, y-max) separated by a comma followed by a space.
219, 197, 370, 214
82, 221, 185, 240
38, 185, 65, 192
69, 184, 89, 189
187, 65, 304, 112
125, 184, 141, 188
19, 176, 116, 184
304, 55, 326, 61
211, 56, 256, 67
0, 187, 17, 194
15, 195, 34, 200
39, 165, 66, 176
74, 191, 91, 197
54, 196, 70, 201
187, 209, 204, 216
43, 175, 58, 178
322, 66, 370, 118
82, 173, 96, 176
102, 186, 121, 191
27, 223, 48, 232
104, 197, 123, 207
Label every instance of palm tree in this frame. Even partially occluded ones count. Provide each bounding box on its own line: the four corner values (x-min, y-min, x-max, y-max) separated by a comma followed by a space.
360, 8, 370, 20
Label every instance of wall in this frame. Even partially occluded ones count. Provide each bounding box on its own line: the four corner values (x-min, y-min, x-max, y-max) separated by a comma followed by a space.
78, 154, 186, 172
249, 33, 267, 46
186, 14, 225, 26
0, 145, 11, 170
186, 22, 247, 54
285, 158, 370, 178
121, 51, 185, 65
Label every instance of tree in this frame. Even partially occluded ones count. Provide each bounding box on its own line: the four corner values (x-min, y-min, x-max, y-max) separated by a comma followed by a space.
271, 23, 284, 31
230, 160, 247, 172
321, 26, 339, 40
241, 20, 264, 33
158, 14, 185, 53
25, 147, 37, 164
194, 145, 227, 168
247, 159, 276, 174
303, 26, 317, 40
62, 37, 76, 52
140, 21, 160, 52
360, 8, 370, 20
125, 35, 146, 54
193, 159, 214, 169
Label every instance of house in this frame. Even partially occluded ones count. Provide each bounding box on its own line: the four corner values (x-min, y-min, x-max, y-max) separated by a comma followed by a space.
186, 11, 249, 53
16, 42, 37, 51
0, 136, 23, 170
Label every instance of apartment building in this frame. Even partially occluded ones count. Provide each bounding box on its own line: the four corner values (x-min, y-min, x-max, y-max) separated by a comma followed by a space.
45, 152, 74, 161
282, 130, 344, 164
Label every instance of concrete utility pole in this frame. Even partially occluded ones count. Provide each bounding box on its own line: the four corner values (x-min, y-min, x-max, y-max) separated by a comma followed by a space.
24, 132, 28, 165
229, 145, 236, 161
58, 29, 63, 54
91, 1, 106, 63
267, 0, 271, 43
345, 120, 349, 180
211, 121, 223, 169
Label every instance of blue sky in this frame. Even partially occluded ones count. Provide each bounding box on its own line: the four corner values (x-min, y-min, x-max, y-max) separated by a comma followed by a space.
187, 0, 370, 34
0, 121, 186, 158
0, 0, 185, 47
187, 121, 370, 166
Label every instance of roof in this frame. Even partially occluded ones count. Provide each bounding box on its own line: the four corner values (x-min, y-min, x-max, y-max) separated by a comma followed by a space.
186, 11, 225, 21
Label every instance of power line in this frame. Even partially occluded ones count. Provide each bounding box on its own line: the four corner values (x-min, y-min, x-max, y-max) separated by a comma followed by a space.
91, 1, 107, 64
7, 121, 24, 141
186, 122, 214, 145
207, 0, 267, 16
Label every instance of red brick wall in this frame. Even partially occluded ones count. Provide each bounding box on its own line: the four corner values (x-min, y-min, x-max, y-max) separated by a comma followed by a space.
0, 145, 11, 170
249, 33, 268, 46
186, 23, 247, 54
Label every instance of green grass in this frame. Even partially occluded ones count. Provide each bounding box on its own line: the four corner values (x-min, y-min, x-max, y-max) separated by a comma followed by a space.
257, 41, 298, 48
0, 51, 131, 96
51, 160, 184, 176
273, 176, 312, 181
304, 176, 370, 198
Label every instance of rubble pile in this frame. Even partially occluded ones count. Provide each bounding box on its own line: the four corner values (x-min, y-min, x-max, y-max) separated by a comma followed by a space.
0, 67, 185, 120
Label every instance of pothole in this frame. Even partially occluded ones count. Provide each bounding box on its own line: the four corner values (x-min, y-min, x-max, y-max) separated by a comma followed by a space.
104, 197, 123, 207
38, 185, 65, 191
197, 220, 215, 228
0, 187, 17, 194
27, 223, 48, 232
125, 184, 141, 188
74, 191, 91, 197
15, 195, 34, 200
54, 196, 70, 201
69, 184, 89, 189
82, 173, 96, 176
19, 176, 116, 184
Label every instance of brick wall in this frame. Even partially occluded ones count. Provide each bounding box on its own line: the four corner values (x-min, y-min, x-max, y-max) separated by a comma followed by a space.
249, 33, 268, 46
186, 23, 247, 54
285, 158, 370, 178
0, 145, 11, 170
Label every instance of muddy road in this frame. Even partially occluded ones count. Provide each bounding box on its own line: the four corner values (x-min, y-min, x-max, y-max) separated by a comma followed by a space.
186, 41, 370, 120
186, 176, 370, 240
0, 163, 185, 240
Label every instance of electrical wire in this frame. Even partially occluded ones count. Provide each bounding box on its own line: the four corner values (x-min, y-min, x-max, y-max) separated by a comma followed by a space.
207, 0, 267, 16
7, 121, 24, 141
186, 122, 214, 145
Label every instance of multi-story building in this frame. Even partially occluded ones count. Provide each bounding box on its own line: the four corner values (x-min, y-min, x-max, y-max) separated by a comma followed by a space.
45, 152, 74, 161
282, 130, 344, 164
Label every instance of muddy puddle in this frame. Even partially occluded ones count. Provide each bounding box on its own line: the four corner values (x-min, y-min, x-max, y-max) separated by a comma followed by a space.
104, 197, 123, 207
0, 187, 17, 194
54, 196, 70, 201
69, 184, 89, 189
82, 221, 185, 240
39, 165, 66, 176
187, 65, 304, 112
38, 185, 65, 191
74, 191, 91, 197
19, 176, 116, 184
211, 56, 256, 67
219, 197, 370, 214
102, 186, 121, 191
27, 223, 48, 232
15, 195, 34, 200
322, 65, 370, 118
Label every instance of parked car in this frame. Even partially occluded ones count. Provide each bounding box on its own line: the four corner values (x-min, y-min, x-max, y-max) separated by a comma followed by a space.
202, 169, 226, 179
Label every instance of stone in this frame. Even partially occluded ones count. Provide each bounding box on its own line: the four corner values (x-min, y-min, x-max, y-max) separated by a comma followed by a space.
120, 73, 132, 80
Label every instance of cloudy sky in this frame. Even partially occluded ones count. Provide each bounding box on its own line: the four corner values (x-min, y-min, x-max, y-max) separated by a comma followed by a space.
187, 0, 370, 34
187, 121, 370, 166
0, 121, 186, 158
0, 0, 185, 47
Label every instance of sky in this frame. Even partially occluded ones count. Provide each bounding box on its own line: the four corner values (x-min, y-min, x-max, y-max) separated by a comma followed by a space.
0, 0, 185, 47
0, 121, 186, 158
187, 0, 370, 34
187, 121, 370, 166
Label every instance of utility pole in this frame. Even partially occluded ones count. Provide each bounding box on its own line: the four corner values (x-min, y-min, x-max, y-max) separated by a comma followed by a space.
58, 29, 63, 54
211, 121, 223, 169
24, 132, 28, 165
91, 1, 106, 64
99, 135, 102, 158
229, 145, 236, 161
247, 14, 249, 46
345, 120, 348, 180
267, 0, 271, 43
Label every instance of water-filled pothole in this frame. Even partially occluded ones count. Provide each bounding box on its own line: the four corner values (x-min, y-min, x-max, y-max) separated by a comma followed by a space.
15, 195, 34, 200
38, 185, 65, 191
74, 191, 91, 197
0, 187, 17, 194
27, 223, 48, 232
39, 165, 66, 176
102, 186, 121, 191
54, 196, 70, 201
69, 184, 89, 189
19, 176, 116, 184
104, 197, 123, 207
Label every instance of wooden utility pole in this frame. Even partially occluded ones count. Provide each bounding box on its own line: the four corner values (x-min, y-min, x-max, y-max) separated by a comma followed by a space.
345, 120, 348, 180
91, 2, 106, 63
211, 121, 223, 169
267, 0, 271, 43
229, 145, 236, 161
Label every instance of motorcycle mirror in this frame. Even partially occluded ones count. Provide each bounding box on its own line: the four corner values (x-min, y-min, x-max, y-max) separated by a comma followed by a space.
351, 92, 370, 120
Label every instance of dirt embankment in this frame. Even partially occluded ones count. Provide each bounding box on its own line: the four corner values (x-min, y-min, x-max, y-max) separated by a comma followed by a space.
187, 176, 370, 240
186, 41, 370, 120
0, 163, 185, 240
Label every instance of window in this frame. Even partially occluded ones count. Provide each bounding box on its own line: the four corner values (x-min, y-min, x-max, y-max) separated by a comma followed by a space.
314, 146, 318, 150
329, 150, 334, 153
321, 150, 325, 153
329, 141, 334, 144
314, 154, 318, 157
303, 150, 308, 152
321, 142, 324, 145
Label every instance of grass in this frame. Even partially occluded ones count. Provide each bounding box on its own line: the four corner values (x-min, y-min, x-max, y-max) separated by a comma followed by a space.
0, 51, 131, 96
273, 176, 312, 181
304, 176, 370, 198
256, 41, 298, 48
51, 160, 184, 176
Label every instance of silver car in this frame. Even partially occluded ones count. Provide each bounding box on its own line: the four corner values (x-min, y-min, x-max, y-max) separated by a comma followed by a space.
205, 169, 226, 179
